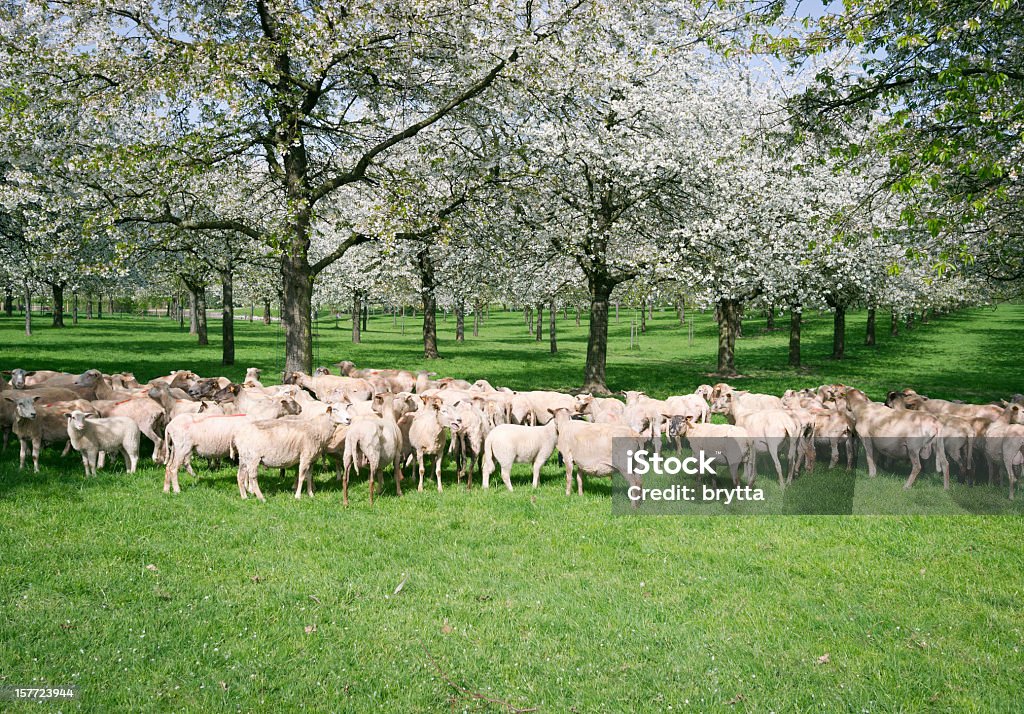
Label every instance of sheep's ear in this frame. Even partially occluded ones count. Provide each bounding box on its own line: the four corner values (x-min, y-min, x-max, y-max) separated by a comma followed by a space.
31, 395, 42, 402
2, 395, 14, 403
25, 371, 36, 376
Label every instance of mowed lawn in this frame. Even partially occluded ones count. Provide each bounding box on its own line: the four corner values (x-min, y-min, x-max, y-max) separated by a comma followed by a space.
1, 306, 1023, 712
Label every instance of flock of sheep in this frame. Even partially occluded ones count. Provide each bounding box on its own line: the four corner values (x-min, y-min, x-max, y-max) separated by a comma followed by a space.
2, 362, 1023, 501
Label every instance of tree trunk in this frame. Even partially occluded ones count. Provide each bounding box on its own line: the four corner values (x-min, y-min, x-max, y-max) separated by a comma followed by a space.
248, 302, 254, 324
361, 303, 368, 332
582, 281, 612, 394
649, 300, 655, 320
188, 289, 198, 334
831, 304, 846, 360
263, 300, 272, 325
352, 292, 361, 343
73, 293, 79, 325
281, 253, 314, 372
535, 303, 543, 341
195, 288, 209, 346
178, 295, 184, 329
891, 310, 900, 336
24, 287, 31, 336
788, 306, 801, 367
716, 298, 740, 376
677, 300, 685, 325
109, 296, 114, 315
766, 306, 775, 331
3, 287, 12, 317
51, 283, 65, 327
640, 302, 647, 333
473, 303, 480, 337
549, 298, 557, 354
417, 248, 440, 359
455, 301, 465, 342
921, 309, 929, 324
865, 307, 876, 346
575, 305, 581, 327
906, 313, 914, 331
221, 270, 235, 365
87, 297, 93, 320
97, 296, 102, 319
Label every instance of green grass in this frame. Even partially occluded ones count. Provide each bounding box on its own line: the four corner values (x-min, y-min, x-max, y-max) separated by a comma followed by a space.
1, 306, 1023, 712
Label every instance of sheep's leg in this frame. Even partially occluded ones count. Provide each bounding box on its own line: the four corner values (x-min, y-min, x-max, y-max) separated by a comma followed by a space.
1004, 449, 1017, 500
744, 448, 756, 488
416, 451, 426, 492
61, 441, 71, 457
89, 450, 100, 477
31, 437, 41, 473
393, 455, 404, 498
18, 437, 27, 470
829, 441, 840, 469
163, 460, 175, 493
97, 450, 106, 470
785, 438, 799, 485
2, 427, 8, 451
576, 467, 584, 495
249, 467, 266, 502
862, 438, 878, 478
564, 454, 574, 495
82, 452, 91, 478
236, 464, 248, 499
531, 457, 542, 489
903, 451, 922, 489
435, 438, 445, 492
342, 460, 351, 507
368, 465, 376, 506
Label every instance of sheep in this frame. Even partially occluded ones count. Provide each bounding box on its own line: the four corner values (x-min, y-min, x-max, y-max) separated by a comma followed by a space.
481, 421, 558, 490
982, 404, 1024, 498
711, 391, 802, 487
335, 361, 416, 393
2, 395, 94, 472
548, 407, 646, 497
844, 388, 949, 489
243, 368, 264, 388
886, 391, 975, 481
342, 393, 407, 505
576, 394, 625, 424
283, 370, 373, 403
91, 396, 167, 464
164, 412, 240, 492
4, 368, 71, 389
401, 396, 461, 492
233, 405, 352, 501
510, 390, 578, 425
66, 410, 141, 477
667, 416, 752, 487
450, 399, 489, 487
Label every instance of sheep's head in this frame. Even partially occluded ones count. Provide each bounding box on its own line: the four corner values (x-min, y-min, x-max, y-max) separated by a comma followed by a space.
711, 383, 733, 400
4, 394, 40, 419
666, 415, 693, 439
73, 369, 103, 388
575, 394, 594, 411
694, 384, 714, 402
67, 409, 93, 431
244, 367, 262, 380
335, 360, 356, 376
9, 368, 32, 389
314, 366, 332, 376
709, 392, 733, 414
326, 403, 353, 426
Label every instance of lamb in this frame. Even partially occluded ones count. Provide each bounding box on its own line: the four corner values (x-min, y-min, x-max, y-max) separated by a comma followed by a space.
91, 396, 167, 463
548, 407, 646, 497
711, 391, 802, 487
342, 393, 407, 505
481, 421, 558, 491
66, 410, 141, 477
667, 416, 752, 487
2, 395, 94, 472
233, 405, 352, 501
844, 388, 949, 489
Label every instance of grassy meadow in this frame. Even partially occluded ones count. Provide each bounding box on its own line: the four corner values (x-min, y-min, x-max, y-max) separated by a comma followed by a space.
1, 305, 1023, 712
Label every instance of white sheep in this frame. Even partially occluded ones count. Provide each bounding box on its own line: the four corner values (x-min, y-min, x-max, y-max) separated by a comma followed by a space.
66, 409, 141, 477
480, 421, 557, 491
